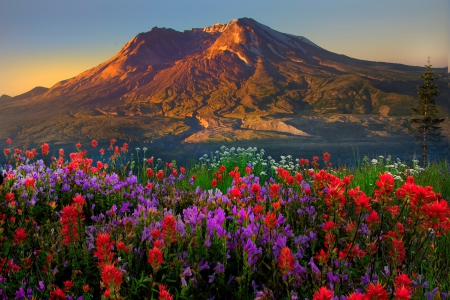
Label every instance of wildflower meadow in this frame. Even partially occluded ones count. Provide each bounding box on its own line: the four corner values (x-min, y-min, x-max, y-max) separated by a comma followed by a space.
1, 138, 450, 299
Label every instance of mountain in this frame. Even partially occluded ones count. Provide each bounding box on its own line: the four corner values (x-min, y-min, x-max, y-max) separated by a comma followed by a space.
0, 94, 12, 102
1, 18, 448, 162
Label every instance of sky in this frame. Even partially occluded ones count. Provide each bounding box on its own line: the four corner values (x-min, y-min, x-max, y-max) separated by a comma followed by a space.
0, 0, 448, 97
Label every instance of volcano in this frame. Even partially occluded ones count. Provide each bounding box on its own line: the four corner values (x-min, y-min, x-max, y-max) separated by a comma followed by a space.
1, 18, 448, 162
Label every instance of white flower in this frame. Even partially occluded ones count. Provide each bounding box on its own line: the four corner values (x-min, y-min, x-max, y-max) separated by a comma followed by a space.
135, 147, 140, 151
371, 159, 378, 164
143, 147, 148, 151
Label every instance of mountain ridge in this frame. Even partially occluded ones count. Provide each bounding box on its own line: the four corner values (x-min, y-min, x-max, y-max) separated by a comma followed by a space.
0, 18, 447, 161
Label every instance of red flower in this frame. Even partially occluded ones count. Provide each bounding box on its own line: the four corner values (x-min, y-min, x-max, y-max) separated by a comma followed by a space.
346, 292, 365, 300
270, 183, 279, 198
3, 148, 10, 156
365, 283, 388, 300
322, 220, 335, 232
61, 199, 85, 246
99, 148, 105, 155
295, 173, 303, 185
158, 285, 173, 300
393, 286, 411, 300
116, 241, 128, 252
354, 193, 372, 214
72, 194, 85, 212
264, 212, 278, 230
49, 288, 66, 300
366, 210, 379, 225
272, 202, 281, 211
394, 273, 412, 292
26, 150, 35, 160
314, 248, 329, 265
76, 142, 81, 149
6, 138, 12, 144
253, 205, 264, 215
154, 239, 164, 249
278, 247, 295, 275
299, 158, 309, 166
41, 143, 50, 156
14, 228, 27, 245
323, 152, 330, 162
157, 170, 164, 181
148, 247, 164, 271
231, 186, 241, 198
390, 238, 406, 265
101, 264, 123, 286
374, 172, 395, 204
25, 177, 35, 189
162, 215, 177, 244
312, 286, 333, 300
252, 183, 261, 195
211, 179, 217, 188
94, 233, 115, 266
63, 280, 74, 292
91, 139, 98, 148
82, 284, 90, 292
6, 193, 15, 202
147, 168, 154, 177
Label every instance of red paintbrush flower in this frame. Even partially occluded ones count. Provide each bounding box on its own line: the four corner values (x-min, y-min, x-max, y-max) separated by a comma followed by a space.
162, 215, 177, 244
94, 233, 115, 266
40, 143, 50, 156
264, 212, 278, 230
393, 285, 411, 300
49, 288, 66, 300
148, 247, 164, 271
101, 264, 123, 286
312, 286, 333, 300
278, 247, 295, 276
365, 283, 388, 300
158, 285, 173, 300
13, 228, 27, 245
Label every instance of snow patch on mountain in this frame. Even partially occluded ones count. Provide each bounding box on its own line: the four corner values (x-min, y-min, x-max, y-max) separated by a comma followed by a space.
217, 46, 251, 65
266, 44, 286, 58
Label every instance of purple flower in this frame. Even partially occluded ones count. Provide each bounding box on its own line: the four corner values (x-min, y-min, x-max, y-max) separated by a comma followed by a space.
214, 262, 224, 274
36, 281, 45, 291
425, 288, 439, 300
243, 238, 262, 266
119, 202, 131, 214
181, 277, 188, 287
184, 206, 204, 227
208, 273, 215, 283
309, 257, 320, 274
15, 288, 25, 299
198, 259, 209, 271
182, 267, 192, 277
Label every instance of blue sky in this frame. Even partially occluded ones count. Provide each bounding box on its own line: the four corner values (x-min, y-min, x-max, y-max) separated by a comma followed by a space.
0, 0, 447, 96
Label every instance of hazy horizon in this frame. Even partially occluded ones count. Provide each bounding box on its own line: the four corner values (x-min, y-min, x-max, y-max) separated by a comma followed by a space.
0, 0, 448, 97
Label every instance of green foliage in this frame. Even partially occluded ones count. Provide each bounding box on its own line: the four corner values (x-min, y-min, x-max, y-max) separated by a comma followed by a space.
409, 57, 446, 167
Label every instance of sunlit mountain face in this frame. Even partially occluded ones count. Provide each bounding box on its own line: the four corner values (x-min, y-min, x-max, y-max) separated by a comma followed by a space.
1, 18, 448, 164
